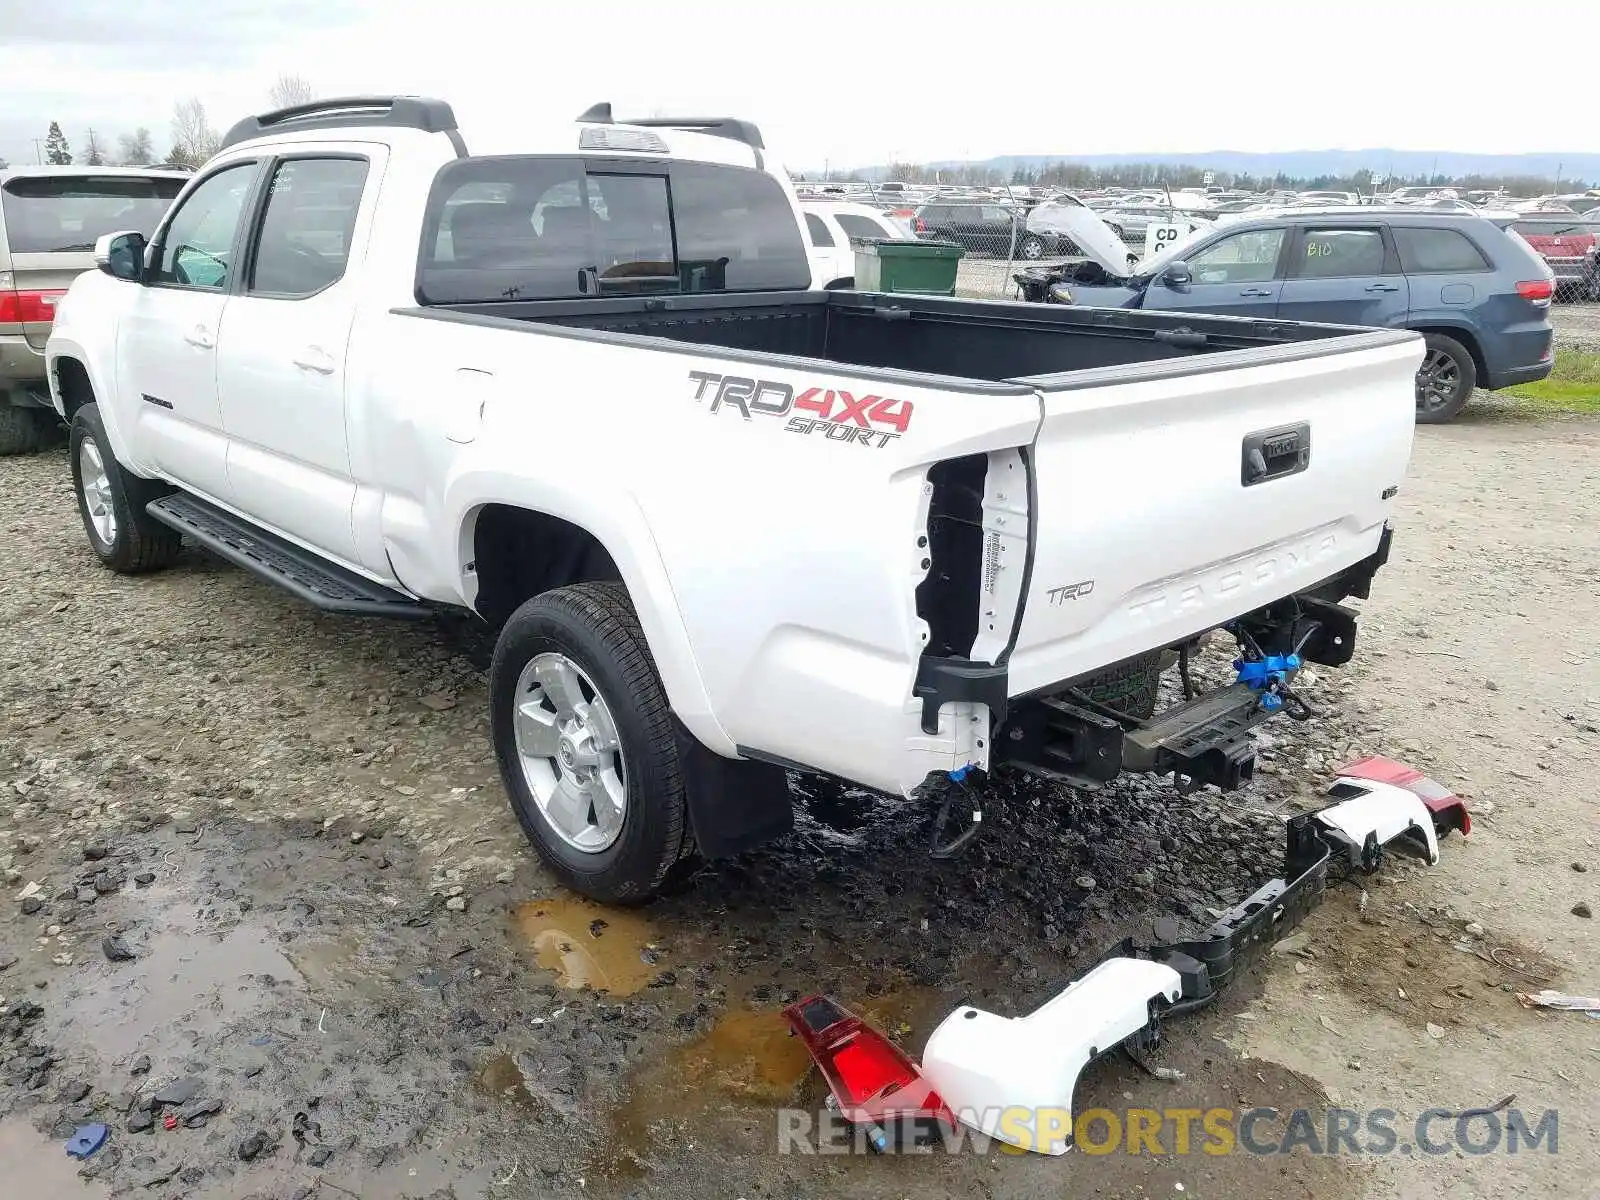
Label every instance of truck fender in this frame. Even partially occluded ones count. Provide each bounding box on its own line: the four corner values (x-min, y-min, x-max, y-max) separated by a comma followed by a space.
443, 473, 737, 758
45, 337, 142, 471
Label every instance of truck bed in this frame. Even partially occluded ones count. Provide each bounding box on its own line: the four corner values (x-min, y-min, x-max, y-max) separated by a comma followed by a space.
415, 289, 1397, 388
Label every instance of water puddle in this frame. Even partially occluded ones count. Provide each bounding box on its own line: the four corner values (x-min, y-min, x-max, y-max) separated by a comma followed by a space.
513, 895, 660, 995
55, 889, 301, 1064
596, 988, 942, 1183
672, 1009, 815, 1103
0, 1117, 111, 1200
323, 1149, 496, 1200
475, 1052, 536, 1107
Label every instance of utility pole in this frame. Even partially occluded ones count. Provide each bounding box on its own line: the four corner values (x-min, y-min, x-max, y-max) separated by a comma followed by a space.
32, 137, 43, 165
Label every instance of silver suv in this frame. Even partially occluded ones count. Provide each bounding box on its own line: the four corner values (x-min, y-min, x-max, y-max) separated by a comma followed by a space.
1, 166, 189, 453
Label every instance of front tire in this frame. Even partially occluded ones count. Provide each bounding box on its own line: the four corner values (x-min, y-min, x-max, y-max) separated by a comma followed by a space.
68, 404, 181, 573
490, 582, 691, 904
1018, 234, 1046, 261
1414, 333, 1476, 424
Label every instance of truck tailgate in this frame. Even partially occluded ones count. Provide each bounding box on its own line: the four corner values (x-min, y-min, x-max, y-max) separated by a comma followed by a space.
1005, 334, 1420, 696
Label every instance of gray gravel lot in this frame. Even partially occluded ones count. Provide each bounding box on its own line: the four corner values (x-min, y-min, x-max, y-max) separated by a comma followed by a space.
2, 395, 1596, 1198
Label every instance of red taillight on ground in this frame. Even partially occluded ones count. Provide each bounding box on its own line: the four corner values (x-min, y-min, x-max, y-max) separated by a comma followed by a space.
782, 994, 953, 1149
0, 290, 65, 323
1515, 279, 1555, 303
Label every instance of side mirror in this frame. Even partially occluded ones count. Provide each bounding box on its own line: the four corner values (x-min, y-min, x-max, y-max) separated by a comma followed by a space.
94, 231, 147, 282
1163, 260, 1193, 288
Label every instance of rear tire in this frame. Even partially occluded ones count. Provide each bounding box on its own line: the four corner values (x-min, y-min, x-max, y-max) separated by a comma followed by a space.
0, 404, 59, 456
490, 582, 692, 905
68, 403, 181, 573
1018, 234, 1046, 261
1414, 333, 1476, 424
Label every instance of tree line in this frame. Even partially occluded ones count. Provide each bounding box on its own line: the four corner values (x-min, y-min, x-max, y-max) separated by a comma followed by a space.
23, 74, 316, 172
809, 159, 1597, 197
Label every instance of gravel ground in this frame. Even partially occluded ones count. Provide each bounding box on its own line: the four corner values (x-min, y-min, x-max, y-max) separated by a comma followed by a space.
2, 401, 1596, 1198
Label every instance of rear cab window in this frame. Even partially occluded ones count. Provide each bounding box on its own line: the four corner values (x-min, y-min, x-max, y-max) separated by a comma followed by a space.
417, 156, 811, 303
1, 174, 186, 254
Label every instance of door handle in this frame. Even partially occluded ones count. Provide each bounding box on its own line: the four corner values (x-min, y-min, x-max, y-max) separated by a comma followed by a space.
184, 324, 215, 349
1239, 287, 1274, 297
1365, 283, 1400, 292
292, 347, 336, 375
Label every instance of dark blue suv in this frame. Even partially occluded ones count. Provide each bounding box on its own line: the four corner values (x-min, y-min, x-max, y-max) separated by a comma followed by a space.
1020, 209, 1556, 422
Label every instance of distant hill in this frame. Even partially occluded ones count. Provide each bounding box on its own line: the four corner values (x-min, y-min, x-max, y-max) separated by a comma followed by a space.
841, 149, 1599, 187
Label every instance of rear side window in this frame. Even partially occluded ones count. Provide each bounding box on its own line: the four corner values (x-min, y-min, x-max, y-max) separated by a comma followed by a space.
835, 213, 894, 244
1393, 226, 1490, 273
804, 212, 835, 247
1, 174, 186, 254
417, 156, 809, 303
1293, 227, 1386, 278
249, 157, 369, 297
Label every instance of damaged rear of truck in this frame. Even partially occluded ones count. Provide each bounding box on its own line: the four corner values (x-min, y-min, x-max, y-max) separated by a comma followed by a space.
44, 97, 1420, 903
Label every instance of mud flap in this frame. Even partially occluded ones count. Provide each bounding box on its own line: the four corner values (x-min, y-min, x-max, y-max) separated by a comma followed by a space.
920, 760, 1468, 1154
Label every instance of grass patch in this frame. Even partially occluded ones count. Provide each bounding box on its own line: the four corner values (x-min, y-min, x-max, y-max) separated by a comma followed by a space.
1505, 349, 1600, 412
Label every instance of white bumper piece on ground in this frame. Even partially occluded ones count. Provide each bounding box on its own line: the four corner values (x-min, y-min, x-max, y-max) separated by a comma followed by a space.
1314, 777, 1440, 868
920, 958, 1183, 1155
920, 764, 1458, 1156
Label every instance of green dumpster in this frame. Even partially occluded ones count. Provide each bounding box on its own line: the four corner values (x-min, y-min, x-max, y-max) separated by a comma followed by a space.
853, 238, 963, 295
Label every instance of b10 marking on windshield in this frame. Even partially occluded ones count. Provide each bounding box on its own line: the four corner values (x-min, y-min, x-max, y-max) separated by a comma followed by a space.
687, 370, 913, 449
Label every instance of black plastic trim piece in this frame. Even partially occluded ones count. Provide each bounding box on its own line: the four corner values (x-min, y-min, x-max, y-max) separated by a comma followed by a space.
221, 96, 459, 150
996, 444, 1038, 667
913, 657, 1009, 736
146, 493, 431, 620
733, 746, 815, 775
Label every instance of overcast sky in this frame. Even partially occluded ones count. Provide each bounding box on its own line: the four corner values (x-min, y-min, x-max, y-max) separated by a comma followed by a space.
0, 0, 1589, 172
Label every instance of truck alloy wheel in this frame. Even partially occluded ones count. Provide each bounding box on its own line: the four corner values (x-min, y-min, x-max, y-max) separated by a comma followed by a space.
77, 436, 119, 549
1018, 235, 1045, 260
511, 651, 629, 853
490, 582, 692, 903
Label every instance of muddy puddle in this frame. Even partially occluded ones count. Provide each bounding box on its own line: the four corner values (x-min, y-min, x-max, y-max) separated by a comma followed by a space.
54, 888, 301, 1066
0, 1116, 111, 1200
513, 894, 663, 994
592, 987, 946, 1185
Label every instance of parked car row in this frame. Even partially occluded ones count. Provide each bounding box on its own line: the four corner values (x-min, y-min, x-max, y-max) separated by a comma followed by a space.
1013, 207, 1556, 423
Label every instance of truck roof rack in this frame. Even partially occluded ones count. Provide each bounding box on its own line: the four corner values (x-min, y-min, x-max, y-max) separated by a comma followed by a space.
221, 96, 460, 150
576, 102, 764, 151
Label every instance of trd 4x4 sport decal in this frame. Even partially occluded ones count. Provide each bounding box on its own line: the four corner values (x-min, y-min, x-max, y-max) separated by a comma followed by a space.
687, 370, 913, 448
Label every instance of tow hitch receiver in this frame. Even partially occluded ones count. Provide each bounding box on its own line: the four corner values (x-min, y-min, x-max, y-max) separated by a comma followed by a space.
920, 760, 1469, 1155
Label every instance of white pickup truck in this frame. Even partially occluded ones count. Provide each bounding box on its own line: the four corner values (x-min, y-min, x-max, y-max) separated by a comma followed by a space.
47, 97, 1418, 902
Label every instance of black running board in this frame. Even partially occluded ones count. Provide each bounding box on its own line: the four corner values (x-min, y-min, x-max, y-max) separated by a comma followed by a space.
146, 493, 431, 620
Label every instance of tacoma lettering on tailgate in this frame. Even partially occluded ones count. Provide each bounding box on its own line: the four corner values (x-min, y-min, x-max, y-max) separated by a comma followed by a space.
1125, 533, 1341, 623
687, 370, 913, 448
